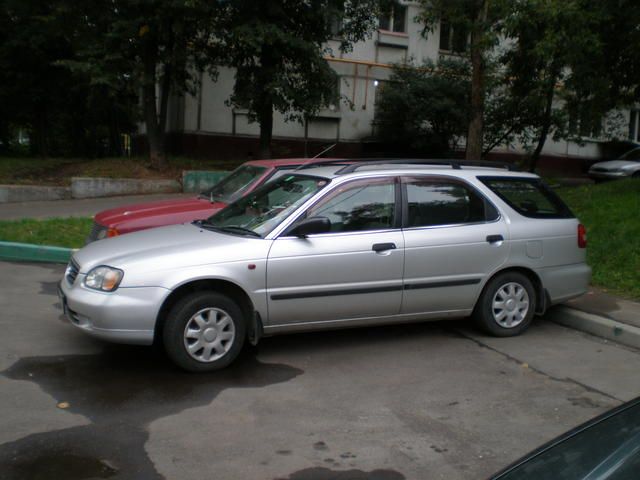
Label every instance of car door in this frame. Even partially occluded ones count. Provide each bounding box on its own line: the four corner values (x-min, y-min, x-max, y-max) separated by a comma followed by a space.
401, 175, 509, 315
266, 176, 404, 326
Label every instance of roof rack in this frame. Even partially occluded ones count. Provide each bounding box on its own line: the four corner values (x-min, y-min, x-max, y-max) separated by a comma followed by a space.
335, 159, 518, 174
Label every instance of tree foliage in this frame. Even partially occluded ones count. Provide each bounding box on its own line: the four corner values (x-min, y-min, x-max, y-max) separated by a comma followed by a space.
0, 0, 135, 157
417, 0, 514, 161
56, 0, 221, 169
214, 0, 380, 159
374, 61, 470, 156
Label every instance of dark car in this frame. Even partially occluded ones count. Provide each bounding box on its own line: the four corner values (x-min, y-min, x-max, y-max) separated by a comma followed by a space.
490, 397, 640, 479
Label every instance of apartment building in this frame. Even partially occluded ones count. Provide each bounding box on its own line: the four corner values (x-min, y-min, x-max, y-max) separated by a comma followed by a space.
163, 1, 635, 173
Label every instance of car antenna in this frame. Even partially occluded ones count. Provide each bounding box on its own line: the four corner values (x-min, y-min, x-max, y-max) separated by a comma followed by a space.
311, 143, 337, 159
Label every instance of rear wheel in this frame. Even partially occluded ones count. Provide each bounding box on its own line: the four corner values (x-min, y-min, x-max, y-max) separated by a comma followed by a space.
163, 291, 246, 372
473, 272, 536, 337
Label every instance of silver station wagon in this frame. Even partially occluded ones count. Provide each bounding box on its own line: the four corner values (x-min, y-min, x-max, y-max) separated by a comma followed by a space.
58, 160, 591, 371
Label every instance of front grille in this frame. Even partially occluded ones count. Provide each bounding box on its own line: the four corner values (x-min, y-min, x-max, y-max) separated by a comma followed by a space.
66, 258, 80, 285
591, 167, 608, 173
87, 221, 107, 243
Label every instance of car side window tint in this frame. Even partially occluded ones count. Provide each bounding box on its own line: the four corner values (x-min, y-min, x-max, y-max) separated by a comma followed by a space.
405, 178, 497, 228
478, 177, 573, 219
306, 178, 396, 233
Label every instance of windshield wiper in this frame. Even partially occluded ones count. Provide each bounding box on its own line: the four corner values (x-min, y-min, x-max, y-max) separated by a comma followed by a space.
216, 225, 262, 237
192, 220, 261, 238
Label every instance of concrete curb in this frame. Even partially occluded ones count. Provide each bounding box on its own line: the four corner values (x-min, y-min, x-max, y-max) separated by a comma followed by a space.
71, 177, 181, 199
547, 305, 640, 350
0, 241, 74, 264
0, 184, 71, 203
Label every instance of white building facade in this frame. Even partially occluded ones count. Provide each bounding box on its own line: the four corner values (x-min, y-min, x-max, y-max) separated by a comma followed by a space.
164, 1, 635, 174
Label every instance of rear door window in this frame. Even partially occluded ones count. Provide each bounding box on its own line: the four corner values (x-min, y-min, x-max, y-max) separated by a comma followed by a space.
403, 177, 499, 228
478, 177, 574, 219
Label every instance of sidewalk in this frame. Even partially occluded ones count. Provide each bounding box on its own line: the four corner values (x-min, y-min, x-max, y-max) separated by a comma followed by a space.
0, 193, 192, 221
547, 287, 640, 350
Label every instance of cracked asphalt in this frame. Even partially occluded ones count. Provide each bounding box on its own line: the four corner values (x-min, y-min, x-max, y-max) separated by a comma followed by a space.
1, 260, 639, 480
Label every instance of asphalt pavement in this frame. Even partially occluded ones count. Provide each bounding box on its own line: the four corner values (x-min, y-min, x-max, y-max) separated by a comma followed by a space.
2, 261, 640, 480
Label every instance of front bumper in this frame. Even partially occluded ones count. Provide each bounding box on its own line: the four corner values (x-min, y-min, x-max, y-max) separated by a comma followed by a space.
58, 277, 170, 345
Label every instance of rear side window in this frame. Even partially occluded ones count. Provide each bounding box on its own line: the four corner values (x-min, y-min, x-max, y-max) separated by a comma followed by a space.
478, 177, 574, 219
404, 177, 499, 228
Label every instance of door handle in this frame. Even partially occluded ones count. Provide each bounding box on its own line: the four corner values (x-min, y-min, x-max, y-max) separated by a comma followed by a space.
486, 235, 504, 244
372, 242, 396, 252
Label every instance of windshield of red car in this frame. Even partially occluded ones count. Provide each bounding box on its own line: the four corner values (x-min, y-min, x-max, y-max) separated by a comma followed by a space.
203, 165, 268, 202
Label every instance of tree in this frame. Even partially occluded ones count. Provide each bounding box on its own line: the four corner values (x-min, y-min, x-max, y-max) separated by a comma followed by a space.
215, 0, 380, 159
58, 0, 220, 169
0, 0, 137, 157
374, 60, 470, 156
499, 0, 601, 171
418, 0, 513, 161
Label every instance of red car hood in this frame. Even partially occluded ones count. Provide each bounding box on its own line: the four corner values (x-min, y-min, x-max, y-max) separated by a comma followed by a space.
94, 197, 228, 234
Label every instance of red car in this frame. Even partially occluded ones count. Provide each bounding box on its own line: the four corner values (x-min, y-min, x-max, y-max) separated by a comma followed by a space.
87, 158, 342, 242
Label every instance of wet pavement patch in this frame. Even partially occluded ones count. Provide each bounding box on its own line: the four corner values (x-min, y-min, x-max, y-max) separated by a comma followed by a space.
39, 280, 60, 296
274, 467, 406, 480
0, 346, 302, 480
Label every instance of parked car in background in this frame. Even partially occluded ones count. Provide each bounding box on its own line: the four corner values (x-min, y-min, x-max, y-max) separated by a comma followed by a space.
59, 160, 590, 372
490, 396, 640, 479
86, 158, 343, 242
588, 146, 640, 182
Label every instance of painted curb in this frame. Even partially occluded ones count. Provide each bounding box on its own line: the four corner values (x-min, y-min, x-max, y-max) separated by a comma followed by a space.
547, 305, 640, 350
0, 241, 75, 264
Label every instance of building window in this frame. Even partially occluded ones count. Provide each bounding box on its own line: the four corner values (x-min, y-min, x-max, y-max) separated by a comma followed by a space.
568, 104, 602, 139
629, 110, 639, 142
379, 1, 407, 33
322, 76, 341, 111
439, 20, 468, 53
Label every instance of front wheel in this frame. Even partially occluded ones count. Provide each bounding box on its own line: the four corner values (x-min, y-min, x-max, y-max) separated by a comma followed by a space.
473, 272, 536, 337
163, 292, 246, 372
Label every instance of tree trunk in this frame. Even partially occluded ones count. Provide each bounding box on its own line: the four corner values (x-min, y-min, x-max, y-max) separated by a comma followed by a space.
258, 93, 273, 159
141, 31, 167, 170
529, 70, 559, 173
466, 0, 488, 161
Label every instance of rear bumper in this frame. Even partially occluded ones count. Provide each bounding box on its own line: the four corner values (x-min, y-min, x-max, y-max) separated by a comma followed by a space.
535, 263, 591, 305
58, 279, 169, 345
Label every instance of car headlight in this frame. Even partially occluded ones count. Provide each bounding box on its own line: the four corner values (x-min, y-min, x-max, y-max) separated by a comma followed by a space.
84, 266, 124, 292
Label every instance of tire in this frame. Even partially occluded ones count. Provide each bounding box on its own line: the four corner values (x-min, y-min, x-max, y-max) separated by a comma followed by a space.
633, 171, 640, 178
163, 291, 246, 372
473, 272, 536, 337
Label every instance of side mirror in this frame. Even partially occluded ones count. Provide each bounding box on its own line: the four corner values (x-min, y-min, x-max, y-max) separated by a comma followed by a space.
288, 216, 331, 237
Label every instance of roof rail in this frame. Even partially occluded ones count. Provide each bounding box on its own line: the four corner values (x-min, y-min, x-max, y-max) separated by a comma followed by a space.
335, 159, 518, 174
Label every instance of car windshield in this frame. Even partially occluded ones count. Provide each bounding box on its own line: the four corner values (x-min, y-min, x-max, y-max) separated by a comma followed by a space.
203, 174, 329, 237
202, 164, 268, 202
620, 147, 640, 161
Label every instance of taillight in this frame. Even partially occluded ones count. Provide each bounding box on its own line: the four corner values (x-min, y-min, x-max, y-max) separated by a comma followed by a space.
578, 224, 587, 248
107, 228, 120, 238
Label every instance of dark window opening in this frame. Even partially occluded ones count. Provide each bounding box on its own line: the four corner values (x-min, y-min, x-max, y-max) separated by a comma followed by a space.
439, 20, 468, 53
379, 2, 407, 33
